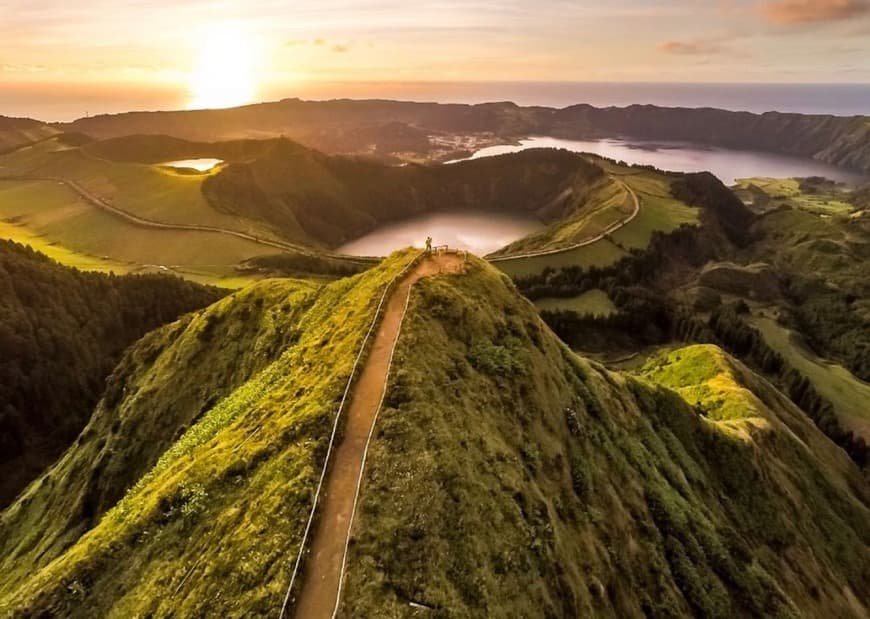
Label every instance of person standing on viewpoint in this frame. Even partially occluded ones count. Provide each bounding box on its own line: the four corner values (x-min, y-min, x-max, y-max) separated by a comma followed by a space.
425, 236, 432, 253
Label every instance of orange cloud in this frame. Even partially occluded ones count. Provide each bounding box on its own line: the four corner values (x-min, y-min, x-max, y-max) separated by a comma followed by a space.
657, 40, 723, 55
757, 0, 870, 24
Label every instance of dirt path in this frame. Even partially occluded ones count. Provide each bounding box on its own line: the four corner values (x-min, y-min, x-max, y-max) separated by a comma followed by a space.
291, 252, 464, 619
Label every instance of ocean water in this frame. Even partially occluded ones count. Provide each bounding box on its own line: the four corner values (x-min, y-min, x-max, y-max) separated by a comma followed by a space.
294, 82, 870, 117
4, 82, 869, 122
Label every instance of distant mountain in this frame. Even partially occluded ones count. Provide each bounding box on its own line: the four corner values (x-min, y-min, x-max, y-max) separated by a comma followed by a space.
58, 98, 870, 172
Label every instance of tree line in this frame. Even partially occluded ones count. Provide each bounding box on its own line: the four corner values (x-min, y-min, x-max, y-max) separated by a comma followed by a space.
517, 223, 868, 470
0, 240, 224, 507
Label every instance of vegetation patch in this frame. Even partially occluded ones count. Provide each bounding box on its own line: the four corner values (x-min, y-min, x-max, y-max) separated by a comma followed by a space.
534, 288, 616, 316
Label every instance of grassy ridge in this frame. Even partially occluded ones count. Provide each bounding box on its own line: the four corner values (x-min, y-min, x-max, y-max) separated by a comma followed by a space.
494, 162, 699, 278
339, 260, 868, 618
0, 252, 867, 617
0, 117, 58, 153
0, 250, 418, 617
0, 137, 265, 232
203, 145, 607, 247
752, 317, 870, 439
492, 175, 629, 254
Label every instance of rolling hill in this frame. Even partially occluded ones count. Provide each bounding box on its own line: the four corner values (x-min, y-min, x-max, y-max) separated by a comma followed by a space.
0, 251, 867, 618
0, 117, 59, 154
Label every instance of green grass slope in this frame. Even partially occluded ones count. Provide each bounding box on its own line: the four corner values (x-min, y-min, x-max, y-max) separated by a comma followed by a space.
2, 134, 614, 259
493, 162, 700, 277
733, 177, 855, 216
1, 253, 867, 618
752, 317, 870, 440
0, 179, 282, 286
80, 134, 276, 164
0, 136, 268, 233
340, 262, 868, 618
0, 278, 315, 587
0, 250, 419, 617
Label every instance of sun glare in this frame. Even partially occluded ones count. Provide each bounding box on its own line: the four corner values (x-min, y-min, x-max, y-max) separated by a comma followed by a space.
187, 24, 258, 110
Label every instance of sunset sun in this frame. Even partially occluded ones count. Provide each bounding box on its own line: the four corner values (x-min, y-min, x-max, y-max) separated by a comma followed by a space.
187, 24, 258, 110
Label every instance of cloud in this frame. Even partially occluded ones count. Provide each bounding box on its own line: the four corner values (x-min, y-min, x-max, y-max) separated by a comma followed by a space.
756, 0, 870, 25
284, 37, 351, 52
657, 40, 724, 55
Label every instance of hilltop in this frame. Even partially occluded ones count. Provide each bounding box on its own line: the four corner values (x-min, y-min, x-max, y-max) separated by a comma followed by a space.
0, 252, 867, 617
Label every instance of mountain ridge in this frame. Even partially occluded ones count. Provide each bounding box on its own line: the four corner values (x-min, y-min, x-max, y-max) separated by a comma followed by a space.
1, 251, 867, 618
33, 98, 870, 172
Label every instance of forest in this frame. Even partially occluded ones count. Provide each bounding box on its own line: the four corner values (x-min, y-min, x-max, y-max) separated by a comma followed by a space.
517, 223, 869, 470
0, 240, 223, 506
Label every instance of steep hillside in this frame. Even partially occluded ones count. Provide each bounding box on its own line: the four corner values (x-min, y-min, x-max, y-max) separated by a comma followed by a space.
0, 240, 223, 508
81, 134, 278, 164
339, 265, 868, 618
60, 98, 870, 172
0, 250, 420, 616
1, 253, 866, 618
551, 105, 870, 172
202, 144, 607, 247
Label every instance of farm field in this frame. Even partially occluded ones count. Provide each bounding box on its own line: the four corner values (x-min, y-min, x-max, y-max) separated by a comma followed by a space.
734, 177, 855, 215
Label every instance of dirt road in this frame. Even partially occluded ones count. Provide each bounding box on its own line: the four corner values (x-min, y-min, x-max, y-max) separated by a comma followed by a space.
291, 252, 464, 619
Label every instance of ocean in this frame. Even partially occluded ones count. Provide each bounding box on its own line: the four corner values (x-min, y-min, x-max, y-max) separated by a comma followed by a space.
3, 81, 868, 122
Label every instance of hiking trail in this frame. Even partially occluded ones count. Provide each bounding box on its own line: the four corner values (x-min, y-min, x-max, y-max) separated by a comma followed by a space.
289, 251, 465, 619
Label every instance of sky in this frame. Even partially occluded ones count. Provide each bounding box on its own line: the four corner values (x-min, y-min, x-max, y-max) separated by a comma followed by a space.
2, 0, 869, 117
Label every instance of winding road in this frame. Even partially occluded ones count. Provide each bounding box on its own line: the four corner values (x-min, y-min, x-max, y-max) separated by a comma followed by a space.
286, 252, 464, 619
487, 177, 640, 262
0, 175, 376, 263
